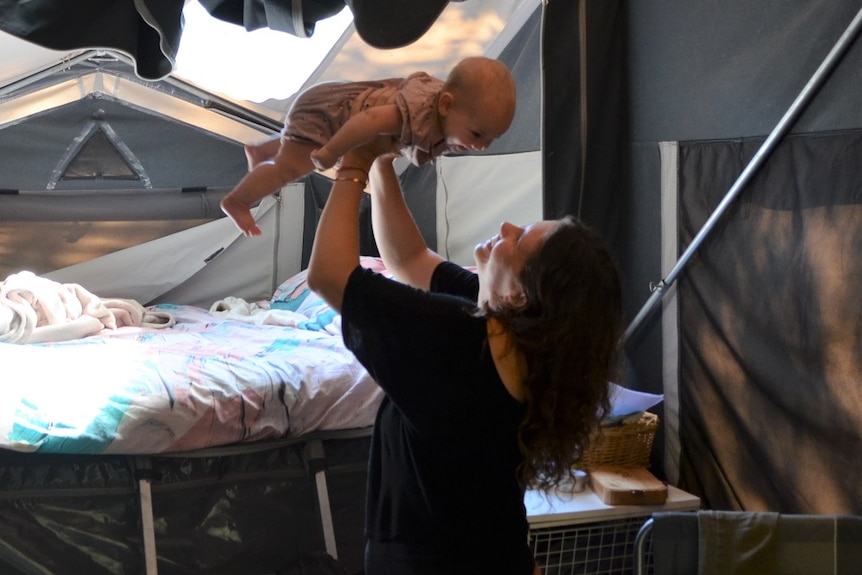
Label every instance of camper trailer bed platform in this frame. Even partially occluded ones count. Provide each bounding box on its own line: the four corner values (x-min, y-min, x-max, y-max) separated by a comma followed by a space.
0, 262, 386, 574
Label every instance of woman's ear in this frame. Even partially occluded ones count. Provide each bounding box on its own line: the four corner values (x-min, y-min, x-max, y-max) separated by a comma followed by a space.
437, 91, 455, 116
495, 291, 527, 310
510, 292, 527, 309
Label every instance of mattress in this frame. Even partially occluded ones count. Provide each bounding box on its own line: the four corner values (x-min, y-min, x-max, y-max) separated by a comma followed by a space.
0, 263, 385, 456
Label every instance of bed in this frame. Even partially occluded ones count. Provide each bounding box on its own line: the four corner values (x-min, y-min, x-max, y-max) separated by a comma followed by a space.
0, 258, 388, 575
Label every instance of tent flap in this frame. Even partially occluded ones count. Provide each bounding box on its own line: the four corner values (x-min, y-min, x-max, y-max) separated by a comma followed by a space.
676, 129, 862, 513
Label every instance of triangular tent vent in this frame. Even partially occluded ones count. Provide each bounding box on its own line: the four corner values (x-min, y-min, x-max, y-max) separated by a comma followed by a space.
48, 120, 151, 189
64, 128, 136, 179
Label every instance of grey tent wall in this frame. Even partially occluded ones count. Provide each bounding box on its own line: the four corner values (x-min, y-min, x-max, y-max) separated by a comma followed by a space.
606, 0, 862, 510
624, 4, 862, 343
675, 130, 862, 513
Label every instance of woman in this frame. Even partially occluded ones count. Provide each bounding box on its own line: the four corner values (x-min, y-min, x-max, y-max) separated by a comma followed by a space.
307, 142, 623, 575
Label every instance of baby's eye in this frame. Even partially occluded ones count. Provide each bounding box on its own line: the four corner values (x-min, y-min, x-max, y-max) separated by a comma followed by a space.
471, 130, 482, 139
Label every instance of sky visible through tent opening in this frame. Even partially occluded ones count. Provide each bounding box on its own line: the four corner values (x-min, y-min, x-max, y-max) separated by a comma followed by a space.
175, 1, 353, 102
0, 0, 517, 106
174, 0, 515, 104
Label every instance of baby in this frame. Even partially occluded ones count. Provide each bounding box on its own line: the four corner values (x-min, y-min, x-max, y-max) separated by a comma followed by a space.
221, 56, 517, 237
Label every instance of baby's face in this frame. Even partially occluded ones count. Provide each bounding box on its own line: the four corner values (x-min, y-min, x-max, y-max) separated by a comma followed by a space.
441, 97, 513, 154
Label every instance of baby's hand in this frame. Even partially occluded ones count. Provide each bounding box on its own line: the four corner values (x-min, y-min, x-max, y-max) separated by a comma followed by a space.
311, 148, 335, 171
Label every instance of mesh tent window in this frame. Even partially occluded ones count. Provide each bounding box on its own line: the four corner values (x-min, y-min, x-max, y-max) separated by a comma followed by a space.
48, 119, 151, 189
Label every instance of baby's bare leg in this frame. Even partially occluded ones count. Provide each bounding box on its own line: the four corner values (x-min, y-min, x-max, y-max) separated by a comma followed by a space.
244, 134, 282, 171
222, 140, 317, 237
310, 145, 339, 171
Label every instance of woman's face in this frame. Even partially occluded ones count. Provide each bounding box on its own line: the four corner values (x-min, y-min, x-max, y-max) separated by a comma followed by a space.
474, 220, 559, 308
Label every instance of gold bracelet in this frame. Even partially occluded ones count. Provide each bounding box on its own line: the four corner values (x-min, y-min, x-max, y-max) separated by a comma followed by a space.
334, 166, 368, 186
335, 175, 368, 185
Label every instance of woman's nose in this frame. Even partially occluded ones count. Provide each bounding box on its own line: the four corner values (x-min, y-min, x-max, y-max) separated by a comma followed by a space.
500, 221, 521, 236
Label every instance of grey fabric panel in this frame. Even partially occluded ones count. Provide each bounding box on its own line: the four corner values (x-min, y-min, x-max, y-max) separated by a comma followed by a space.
652, 513, 862, 575
300, 172, 377, 269
0, 189, 229, 221
676, 130, 862, 513
620, 141, 665, 389
698, 511, 780, 575
399, 163, 439, 252
624, 0, 862, 142
651, 512, 699, 575
837, 516, 862, 575
774, 515, 839, 574
488, 3, 542, 155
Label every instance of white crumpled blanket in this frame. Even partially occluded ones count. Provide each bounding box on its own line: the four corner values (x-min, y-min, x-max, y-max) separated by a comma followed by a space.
0, 271, 175, 344
209, 296, 307, 326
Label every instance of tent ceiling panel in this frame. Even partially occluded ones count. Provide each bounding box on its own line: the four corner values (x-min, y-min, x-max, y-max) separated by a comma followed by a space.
0, 97, 246, 191
1, 68, 273, 144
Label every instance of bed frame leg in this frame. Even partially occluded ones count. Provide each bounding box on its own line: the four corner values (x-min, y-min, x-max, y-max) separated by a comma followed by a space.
133, 457, 160, 575
304, 439, 338, 559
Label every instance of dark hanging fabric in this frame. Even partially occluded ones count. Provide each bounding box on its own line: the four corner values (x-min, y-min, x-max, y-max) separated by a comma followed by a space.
198, 0, 346, 38
0, 0, 186, 80
198, 0, 458, 48
0, 0, 454, 82
541, 0, 583, 220
676, 130, 862, 513
541, 0, 624, 243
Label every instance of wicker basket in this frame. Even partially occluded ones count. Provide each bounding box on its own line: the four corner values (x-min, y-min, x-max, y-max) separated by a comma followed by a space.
577, 411, 658, 469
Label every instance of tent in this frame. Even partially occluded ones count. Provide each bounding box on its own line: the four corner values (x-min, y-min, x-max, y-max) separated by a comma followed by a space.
1, 0, 862, 571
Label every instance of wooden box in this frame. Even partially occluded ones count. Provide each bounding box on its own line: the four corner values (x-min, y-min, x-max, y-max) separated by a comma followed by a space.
589, 466, 668, 505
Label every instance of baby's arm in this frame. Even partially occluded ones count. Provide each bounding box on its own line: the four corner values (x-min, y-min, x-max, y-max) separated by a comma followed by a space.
311, 104, 402, 170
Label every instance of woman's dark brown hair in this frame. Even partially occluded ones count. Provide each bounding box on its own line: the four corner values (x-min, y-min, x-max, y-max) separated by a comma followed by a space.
489, 215, 623, 490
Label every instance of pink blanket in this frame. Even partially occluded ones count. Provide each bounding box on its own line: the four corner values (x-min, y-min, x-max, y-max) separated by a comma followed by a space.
0, 271, 174, 344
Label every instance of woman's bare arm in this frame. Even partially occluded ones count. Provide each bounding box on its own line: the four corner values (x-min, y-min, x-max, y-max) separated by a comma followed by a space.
368, 156, 444, 290
306, 146, 381, 311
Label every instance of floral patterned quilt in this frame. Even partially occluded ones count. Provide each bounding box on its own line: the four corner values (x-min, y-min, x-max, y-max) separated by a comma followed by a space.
0, 295, 382, 455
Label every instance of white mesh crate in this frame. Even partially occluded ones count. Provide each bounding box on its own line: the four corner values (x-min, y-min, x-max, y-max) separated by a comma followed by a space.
530, 515, 654, 575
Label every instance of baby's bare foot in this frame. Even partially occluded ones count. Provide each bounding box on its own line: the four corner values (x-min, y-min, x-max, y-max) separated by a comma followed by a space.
310, 148, 336, 171
245, 145, 266, 171
221, 195, 262, 237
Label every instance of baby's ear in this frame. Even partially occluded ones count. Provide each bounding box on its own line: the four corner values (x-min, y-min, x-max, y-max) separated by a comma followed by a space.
437, 91, 455, 115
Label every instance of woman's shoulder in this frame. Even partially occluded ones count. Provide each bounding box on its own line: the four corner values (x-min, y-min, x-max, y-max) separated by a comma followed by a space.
430, 261, 479, 299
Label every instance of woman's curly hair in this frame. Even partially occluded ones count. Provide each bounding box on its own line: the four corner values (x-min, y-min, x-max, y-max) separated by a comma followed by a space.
488, 216, 623, 490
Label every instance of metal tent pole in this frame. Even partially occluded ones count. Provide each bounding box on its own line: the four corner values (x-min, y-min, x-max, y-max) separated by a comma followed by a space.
625, 5, 862, 342
0, 50, 94, 97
